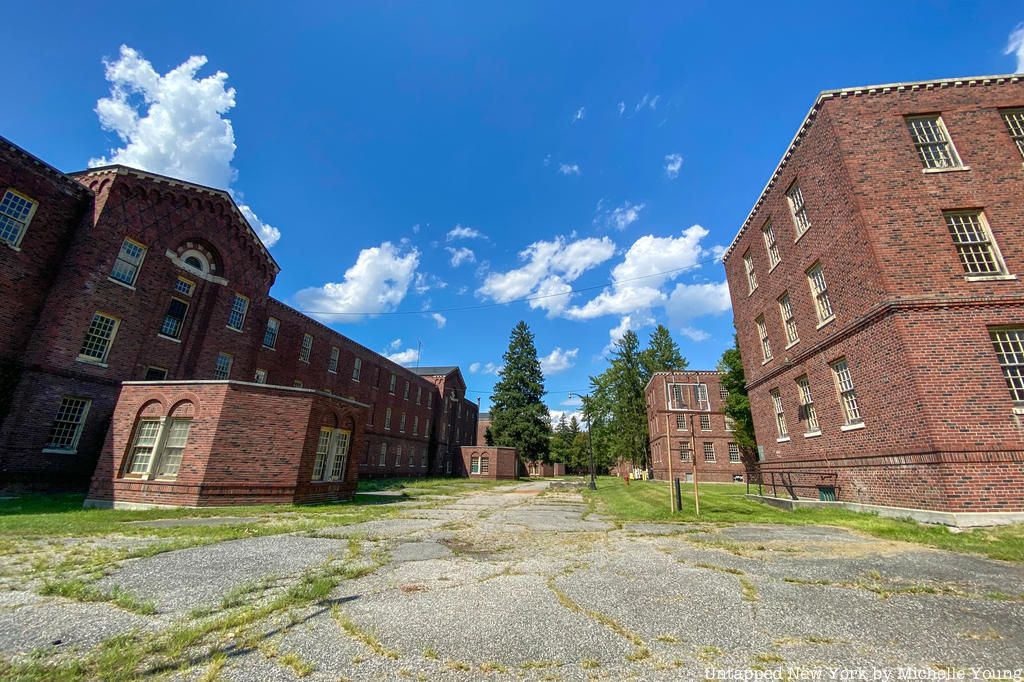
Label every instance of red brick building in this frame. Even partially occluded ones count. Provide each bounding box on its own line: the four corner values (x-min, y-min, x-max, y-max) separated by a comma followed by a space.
0, 137, 478, 493
457, 446, 520, 480
723, 74, 1024, 518
645, 371, 746, 483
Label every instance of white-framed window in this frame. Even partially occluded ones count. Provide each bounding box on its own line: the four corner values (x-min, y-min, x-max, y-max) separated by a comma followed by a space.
770, 388, 788, 439
743, 250, 757, 293
126, 419, 160, 474
796, 375, 820, 434
416, 386, 422, 404
329, 346, 340, 373
0, 189, 37, 247
161, 298, 189, 339
943, 211, 1007, 277
293, 379, 303, 388
321, 429, 350, 480
427, 392, 433, 408
403, 381, 410, 400
180, 250, 210, 275
384, 407, 392, 430
299, 334, 313, 363
79, 312, 120, 364
680, 444, 692, 462
762, 221, 781, 269
778, 292, 799, 346
724, 415, 735, 432
154, 419, 191, 478
312, 428, 332, 480
695, 384, 709, 411
719, 385, 729, 401
213, 352, 233, 380
906, 115, 962, 170
991, 329, 1024, 406
831, 359, 862, 427
807, 263, 834, 324
389, 374, 397, 394
675, 414, 687, 431
110, 238, 147, 286
124, 416, 192, 479
413, 415, 419, 435
174, 277, 195, 297
1002, 109, 1024, 158
45, 397, 91, 452
703, 442, 715, 463
378, 442, 387, 466
471, 456, 481, 474
394, 445, 402, 466
480, 457, 489, 474
668, 383, 687, 410
756, 315, 772, 362
699, 414, 711, 431
254, 368, 268, 384
227, 293, 249, 331
399, 412, 406, 433
421, 448, 427, 467
352, 357, 362, 381
263, 317, 280, 348
786, 181, 811, 238
728, 443, 741, 463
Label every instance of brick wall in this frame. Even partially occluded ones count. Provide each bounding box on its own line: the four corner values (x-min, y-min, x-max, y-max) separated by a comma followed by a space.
457, 446, 519, 480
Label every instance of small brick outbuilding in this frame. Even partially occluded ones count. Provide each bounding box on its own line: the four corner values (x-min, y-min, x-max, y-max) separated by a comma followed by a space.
85, 380, 367, 508
456, 446, 520, 480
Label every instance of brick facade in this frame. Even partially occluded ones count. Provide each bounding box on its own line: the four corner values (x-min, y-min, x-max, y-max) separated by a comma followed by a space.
457, 446, 520, 480
0, 137, 479, 492
645, 371, 747, 483
723, 75, 1024, 513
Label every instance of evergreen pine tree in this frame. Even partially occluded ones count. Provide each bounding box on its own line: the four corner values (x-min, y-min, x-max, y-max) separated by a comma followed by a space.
489, 321, 552, 463
608, 330, 650, 468
640, 324, 688, 382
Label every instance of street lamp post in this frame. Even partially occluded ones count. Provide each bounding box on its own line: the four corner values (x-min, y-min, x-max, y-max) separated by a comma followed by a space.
570, 393, 597, 490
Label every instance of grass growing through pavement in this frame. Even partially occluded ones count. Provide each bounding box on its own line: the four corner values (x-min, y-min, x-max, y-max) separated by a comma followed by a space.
584, 477, 1024, 562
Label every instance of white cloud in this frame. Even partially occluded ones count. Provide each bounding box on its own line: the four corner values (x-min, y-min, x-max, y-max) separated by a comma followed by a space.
558, 163, 581, 176
447, 225, 485, 241
431, 312, 447, 329
386, 346, 421, 366
679, 326, 711, 342
601, 314, 654, 356
1007, 23, 1024, 73
633, 93, 659, 113
595, 201, 645, 231
469, 362, 481, 374
549, 409, 584, 426
665, 281, 732, 325
528, 276, 574, 317
446, 246, 476, 267
413, 272, 447, 295
412, 223, 421, 234
572, 107, 585, 123
387, 338, 402, 351
293, 241, 420, 321
540, 347, 579, 375
89, 45, 281, 247
617, 101, 626, 116
482, 362, 501, 375
664, 153, 683, 179
561, 394, 583, 407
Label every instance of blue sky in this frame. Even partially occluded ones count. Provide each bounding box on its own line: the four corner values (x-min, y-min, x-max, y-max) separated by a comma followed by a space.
5, 3, 1024, 416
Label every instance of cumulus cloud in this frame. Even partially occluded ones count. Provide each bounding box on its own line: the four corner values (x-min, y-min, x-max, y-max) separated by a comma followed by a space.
293, 242, 420, 321
477, 235, 615, 315
595, 200, 645, 231
431, 312, 447, 329
446, 246, 476, 267
89, 45, 281, 247
481, 362, 501, 375
664, 153, 683, 179
540, 347, 579, 375
558, 163, 581, 176
549, 409, 584, 426
665, 281, 732, 325
1007, 24, 1024, 72
386, 346, 421, 366
679, 326, 711, 342
447, 225, 485, 241
469, 362, 481, 373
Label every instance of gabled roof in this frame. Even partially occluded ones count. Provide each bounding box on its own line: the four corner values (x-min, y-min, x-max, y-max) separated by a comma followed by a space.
1, 136, 92, 197
723, 73, 1023, 260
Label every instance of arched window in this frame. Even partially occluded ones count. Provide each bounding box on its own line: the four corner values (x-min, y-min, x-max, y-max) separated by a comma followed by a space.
312, 424, 351, 482
123, 400, 194, 480
180, 250, 210, 275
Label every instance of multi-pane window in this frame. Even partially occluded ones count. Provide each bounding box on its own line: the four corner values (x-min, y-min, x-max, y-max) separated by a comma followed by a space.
213, 352, 233, 380
796, 375, 820, 434
174, 277, 195, 297
770, 389, 788, 439
299, 334, 313, 363
312, 428, 332, 480
762, 222, 781, 269
831, 359, 862, 426
943, 211, 1006, 276
743, 250, 757, 293
79, 313, 119, 363
403, 381, 410, 400
389, 374, 397, 394
906, 115, 962, 169
413, 415, 419, 435
471, 457, 481, 474
669, 384, 686, 410
384, 407, 392, 430
227, 294, 249, 330
254, 368, 268, 384
786, 181, 811, 238
144, 366, 168, 380
399, 413, 407, 433
328, 430, 350, 480
352, 357, 362, 381
679, 444, 692, 462
480, 457, 490, 474
703, 442, 716, 462
127, 419, 161, 474
263, 317, 280, 348
125, 417, 192, 478
427, 392, 433, 408
675, 414, 687, 431
807, 263, 834, 323
694, 384, 710, 411
1002, 109, 1024, 158
378, 442, 387, 466
394, 445, 402, 466
416, 386, 422, 404
45, 397, 90, 451
728, 443, 741, 463
991, 329, 1024, 405
724, 415, 735, 432
719, 385, 729, 401
0, 189, 37, 246
756, 315, 772, 362
154, 419, 191, 478
778, 292, 799, 345
329, 346, 340, 373
110, 238, 147, 286
699, 414, 711, 431
161, 299, 189, 339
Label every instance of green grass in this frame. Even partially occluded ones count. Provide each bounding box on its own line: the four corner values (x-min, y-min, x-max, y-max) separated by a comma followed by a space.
585, 477, 1024, 562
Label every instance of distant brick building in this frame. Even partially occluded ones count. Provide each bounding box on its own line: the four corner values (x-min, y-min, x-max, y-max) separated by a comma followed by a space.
0, 137, 478, 494
645, 371, 747, 483
723, 74, 1024, 516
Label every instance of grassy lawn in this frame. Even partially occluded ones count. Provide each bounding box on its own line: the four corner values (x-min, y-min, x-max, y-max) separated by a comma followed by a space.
584, 476, 1024, 562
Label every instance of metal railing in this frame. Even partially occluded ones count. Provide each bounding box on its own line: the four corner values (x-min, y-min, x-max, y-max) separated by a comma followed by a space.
746, 469, 839, 501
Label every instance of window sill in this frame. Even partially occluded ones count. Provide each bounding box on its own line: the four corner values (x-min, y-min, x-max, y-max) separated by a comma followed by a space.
784, 340, 800, 350
816, 316, 836, 330
352, 378, 360, 382
793, 228, 810, 245
42, 447, 77, 455
922, 165, 970, 174
768, 261, 780, 274
761, 358, 774, 366
328, 370, 337, 375
107, 276, 137, 291
299, 360, 310, 365
261, 345, 276, 351
840, 422, 865, 432
803, 431, 822, 439
226, 326, 244, 333
965, 273, 1017, 282
3, 241, 22, 252
776, 436, 791, 443
157, 334, 182, 344
747, 288, 758, 297
75, 357, 108, 368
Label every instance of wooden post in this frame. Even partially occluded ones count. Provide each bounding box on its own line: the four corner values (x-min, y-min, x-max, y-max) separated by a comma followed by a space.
667, 425, 676, 513
690, 411, 700, 517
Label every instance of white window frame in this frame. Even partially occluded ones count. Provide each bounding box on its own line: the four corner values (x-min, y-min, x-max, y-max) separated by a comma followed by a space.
786, 181, 811, 239
905, 115, 964, 171
389, 374, 397, 394
44, 396, 91, 453
312, 428, 351, 481
329, 346, 340, 374
416, 386, 422, 404
806, 262, 834, 326
796, 375, 820, 436
756, 315, 772, 363
123, 415, 193, 480
384, 407, 392, 430
403, 381, 410, 400
213, 352, 233, 380
299, 334, 313, 363
378, 442, 387, 466
352, 357, 362, 381
675, 414, 687, 431
770, 388, 788, 441
78, 312, 120, 365
942, 211, 1009, 279
174, 276, 195, 297
724, 415, 735, 432
110, 238, 147, 287
778, 292, 799, 347
991, 329, 1024, 410
254, 368, 268, 384
471, 456, 481, 474
762, 221, 781, 270
399, 412, 406, 433
831, 359, 863, 429
263, 317, 280, 349
227, 293, 249, 331
1002, 108, 1024, 159
703, 442, 715, 463
728, 443, 741, 463
743, 250, 757, 293
699, 414, 711, 431
413, 415, 419, 435
0, 189, 38, 248
394, 445, 402, 466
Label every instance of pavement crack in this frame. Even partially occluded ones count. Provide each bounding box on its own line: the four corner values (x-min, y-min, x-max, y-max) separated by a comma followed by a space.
545, 576, 651, 662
